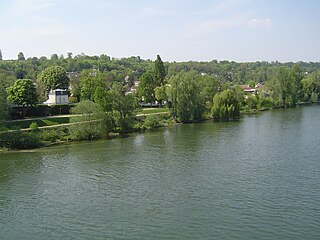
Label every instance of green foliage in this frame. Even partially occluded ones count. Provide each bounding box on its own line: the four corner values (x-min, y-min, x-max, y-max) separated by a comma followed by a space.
244, 94, 259, 110
38, 66, 69, 91
109, 83, 140, 131
143, 115, 162, 129
7, 79, 38, 106
0, 84, 9, 121
0, 69, 16, 88
310, 92, 318, 102
39, 127, 69, 142
259, 97, 274, 109
301, 71, 320, 102
17, 52, 25, 61
138, 71, 156, 103
69, 100, 109, 140
167, 71, 205, 123
154, 55, 166, 86
154, 85, 167, 104
80, 69, 107, 101
0, 130, 42, 149
266, 67, 301, 107
211, 89, 242, 119
199, 75, 219, 104
29, 122, 39, 131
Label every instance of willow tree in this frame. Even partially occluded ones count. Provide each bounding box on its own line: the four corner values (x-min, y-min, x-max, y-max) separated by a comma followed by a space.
211, 89, 242, 120
166, 71, 205, 123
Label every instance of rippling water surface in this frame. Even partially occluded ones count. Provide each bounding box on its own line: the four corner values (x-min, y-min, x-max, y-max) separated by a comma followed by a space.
1, 106, 320, 239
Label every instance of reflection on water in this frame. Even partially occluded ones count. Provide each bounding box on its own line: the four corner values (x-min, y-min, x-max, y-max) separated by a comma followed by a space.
1, 105, 320, 239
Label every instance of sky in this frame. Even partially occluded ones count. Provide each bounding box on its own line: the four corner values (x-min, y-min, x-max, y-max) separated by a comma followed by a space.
0, 0, 320, 62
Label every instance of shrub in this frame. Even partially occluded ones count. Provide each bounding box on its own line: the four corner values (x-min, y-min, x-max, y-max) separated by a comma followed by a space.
68, 100, 108, 140
39, 127, 69, 142
29, 122, 39, 131
0, 130, 42, 149
143, 115, 162, 129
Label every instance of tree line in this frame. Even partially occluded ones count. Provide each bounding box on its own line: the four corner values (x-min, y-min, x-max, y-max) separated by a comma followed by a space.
1, 52, 320, 149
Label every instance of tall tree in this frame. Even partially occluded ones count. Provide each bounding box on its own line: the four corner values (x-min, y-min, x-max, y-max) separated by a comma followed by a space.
137, 71, 156, 103
166, 72, 205, 122
17, 52, 25, 61
154, 55, 166, 86
7, 79, 38, 118
108, 83, 140, 131
266, 67, 296, 107
301, 71, 320, 102
0, 83, 9, 122
0, 49, 2, 61
37, 66, 69, 92
80, 69, 106, 101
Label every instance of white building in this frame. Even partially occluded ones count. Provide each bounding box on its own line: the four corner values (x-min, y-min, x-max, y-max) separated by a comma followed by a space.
44, 89, 69, 105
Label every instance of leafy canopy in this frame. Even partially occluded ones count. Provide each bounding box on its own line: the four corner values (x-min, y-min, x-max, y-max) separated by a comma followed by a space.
7, 79, 38, 106
38, 66, 69, 91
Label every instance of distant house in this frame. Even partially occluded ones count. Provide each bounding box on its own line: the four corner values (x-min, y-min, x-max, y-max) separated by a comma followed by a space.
44, 89, 69, 105
125, 80, 140, 95
240, 83, 264, 93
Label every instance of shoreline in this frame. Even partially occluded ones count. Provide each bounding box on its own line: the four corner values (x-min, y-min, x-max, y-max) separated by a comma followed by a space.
1, 103, 319, 153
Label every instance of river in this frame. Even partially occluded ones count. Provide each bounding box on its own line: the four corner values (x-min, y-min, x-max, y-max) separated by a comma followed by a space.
1, 105, 320, 239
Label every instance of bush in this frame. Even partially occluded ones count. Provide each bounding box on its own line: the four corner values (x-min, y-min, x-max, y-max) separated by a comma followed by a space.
29, 122, 39, 131
68, 100, 108, 140
259, 97, 274, 109
39, 127, 69, 142
143, 115, 162, 129
0, 130, 42, 149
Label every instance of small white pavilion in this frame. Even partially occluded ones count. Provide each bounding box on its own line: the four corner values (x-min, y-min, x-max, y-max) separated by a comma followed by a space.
44, 89, 69, 105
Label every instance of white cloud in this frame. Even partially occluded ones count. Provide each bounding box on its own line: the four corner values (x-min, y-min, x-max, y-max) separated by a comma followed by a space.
247, 18, 272, 28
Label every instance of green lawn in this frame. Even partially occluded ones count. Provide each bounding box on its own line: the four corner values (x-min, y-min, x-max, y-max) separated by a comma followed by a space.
5, 117, 72, 129
4, 108, 170, 130
138, 108, 169, 115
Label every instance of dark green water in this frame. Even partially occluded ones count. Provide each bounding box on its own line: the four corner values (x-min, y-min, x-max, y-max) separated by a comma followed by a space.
1, 106, 320, 239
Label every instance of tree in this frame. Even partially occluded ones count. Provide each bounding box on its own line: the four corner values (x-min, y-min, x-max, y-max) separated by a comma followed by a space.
301, 71, 320, 101
67, 52, 73, 59
108, 83, 140, 131
0, 69, 16, 88
155, 85, 167, 106
154, 55, 166, 86
0, 49, 2, 61
0, 83, 9, 122
38, 66, 69, 91
137, 71, 156, 103
17, 52, 25, 61
211, 89, 242, 120
266, 67, 296, 107
68, 100, 110, 140
80, 69, 106, 101
7, 79, 38, 118
166, 72, 205, 123
199, 75, 219, 105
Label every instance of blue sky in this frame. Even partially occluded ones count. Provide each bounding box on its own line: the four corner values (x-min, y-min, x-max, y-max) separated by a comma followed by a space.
0, 0, 319, 62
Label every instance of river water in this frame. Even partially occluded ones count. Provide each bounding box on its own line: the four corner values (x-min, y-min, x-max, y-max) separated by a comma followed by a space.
1, 105, 320, 239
